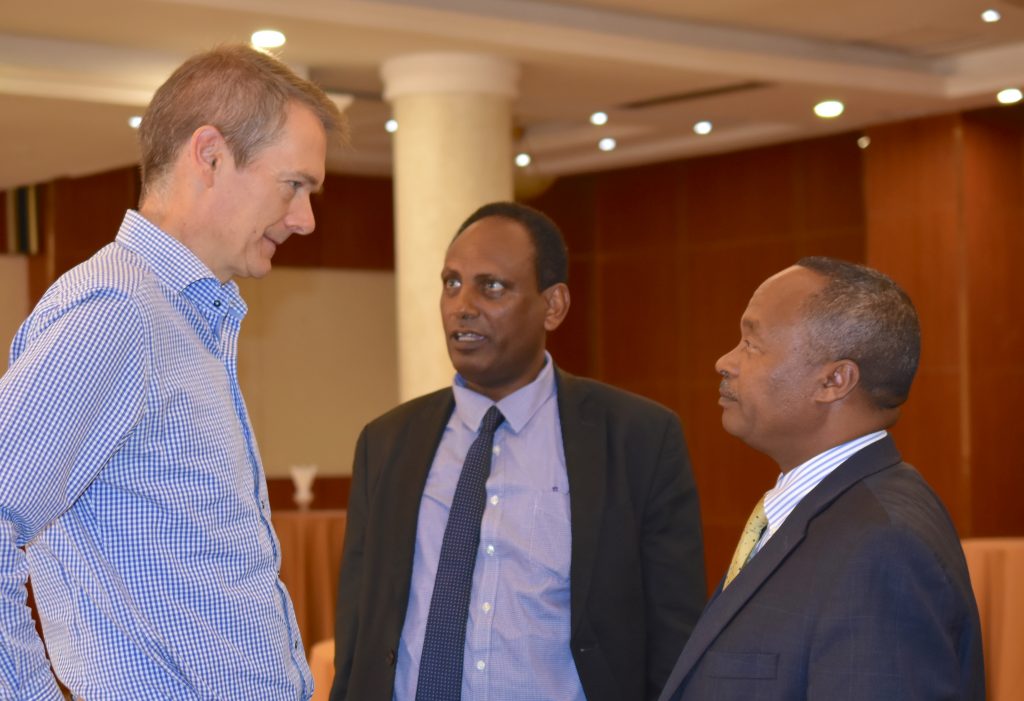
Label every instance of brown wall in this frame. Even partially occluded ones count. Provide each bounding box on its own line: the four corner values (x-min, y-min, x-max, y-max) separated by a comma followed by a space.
530, 133, 867, 589
864, 109, 1024, 538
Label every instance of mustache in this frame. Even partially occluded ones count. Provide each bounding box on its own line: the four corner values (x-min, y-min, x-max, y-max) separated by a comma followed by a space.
718, 380, 737, 401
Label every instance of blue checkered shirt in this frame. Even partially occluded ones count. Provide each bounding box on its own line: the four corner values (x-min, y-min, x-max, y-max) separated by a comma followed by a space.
0, 211, 311, 700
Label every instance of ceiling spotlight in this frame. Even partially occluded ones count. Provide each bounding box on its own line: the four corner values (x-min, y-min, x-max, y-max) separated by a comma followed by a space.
590, 111, 609, 126
515, 153, 532, 168
997, 88, 1023, 105
814, 100, 845, 119
693, 120, 713, 135
857, 135, 871, 149
981, 9, 1001, 22
251, 30, 286, 49
128, 115, 143, 129
598, 137, 617, 152
385, 119, 398, 133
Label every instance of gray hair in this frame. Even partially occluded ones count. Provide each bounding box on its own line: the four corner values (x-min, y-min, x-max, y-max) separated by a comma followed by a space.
139, 44, 345, 200
797, 256, 921, 409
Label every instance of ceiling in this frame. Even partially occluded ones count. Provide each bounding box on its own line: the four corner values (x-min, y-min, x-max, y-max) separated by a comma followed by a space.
2, 0, 1024, 190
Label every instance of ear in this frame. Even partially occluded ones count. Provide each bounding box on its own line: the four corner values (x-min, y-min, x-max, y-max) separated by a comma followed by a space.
541, 283, 570, 332
816, 359, 860, 404
188, 125, 228, 187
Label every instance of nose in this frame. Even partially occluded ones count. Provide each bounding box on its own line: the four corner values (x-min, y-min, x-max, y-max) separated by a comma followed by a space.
285, 194, 316, 236
715, 345, 738, 378
442, 284, 480, 320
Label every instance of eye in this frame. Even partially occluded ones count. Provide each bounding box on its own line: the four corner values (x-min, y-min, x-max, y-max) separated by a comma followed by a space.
483, 279, 506, 293
443, 277, 461, 290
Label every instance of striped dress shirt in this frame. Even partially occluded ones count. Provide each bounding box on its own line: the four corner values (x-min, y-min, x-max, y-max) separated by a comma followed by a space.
756, 431, 888, 555
0, 211, 310, 700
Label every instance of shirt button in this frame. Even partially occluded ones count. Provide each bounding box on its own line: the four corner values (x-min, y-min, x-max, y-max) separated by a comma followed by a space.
482, 602, 492, 613
492, 445, 501, 456
213, 300, 222, 308
489, 495, 499, 506
486, 544, 495, 556
476, 660, 486, 671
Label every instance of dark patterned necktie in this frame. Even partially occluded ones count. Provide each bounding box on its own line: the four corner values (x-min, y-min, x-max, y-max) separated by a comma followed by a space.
415, 405, 505, 701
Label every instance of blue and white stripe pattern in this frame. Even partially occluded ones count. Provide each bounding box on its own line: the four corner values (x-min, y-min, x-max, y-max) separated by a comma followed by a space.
0, 210, 311, 700
757, 431, 887, 554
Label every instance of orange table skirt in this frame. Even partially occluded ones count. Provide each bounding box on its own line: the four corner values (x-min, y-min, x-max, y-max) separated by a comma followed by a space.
962, 537, 1024, 701
271, 509, 347, 651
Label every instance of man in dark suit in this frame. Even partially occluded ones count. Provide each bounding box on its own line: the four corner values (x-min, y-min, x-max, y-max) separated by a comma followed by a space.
330, 202, 705, 701
659, 257, 984, 700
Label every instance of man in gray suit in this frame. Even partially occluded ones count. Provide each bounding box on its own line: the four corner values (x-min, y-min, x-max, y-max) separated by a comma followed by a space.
659, 257, 984, 700
331, 202, 705, 701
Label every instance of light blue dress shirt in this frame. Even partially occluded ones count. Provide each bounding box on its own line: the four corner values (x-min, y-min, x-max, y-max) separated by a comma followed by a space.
0, 211, 310, 700
394, 356, 586, 701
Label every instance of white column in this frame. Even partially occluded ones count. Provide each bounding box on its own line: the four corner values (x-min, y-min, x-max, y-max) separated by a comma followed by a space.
382, 53, 519, 401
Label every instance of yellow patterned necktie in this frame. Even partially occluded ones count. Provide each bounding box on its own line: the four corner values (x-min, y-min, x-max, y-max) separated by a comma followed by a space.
723, 495, 767, 589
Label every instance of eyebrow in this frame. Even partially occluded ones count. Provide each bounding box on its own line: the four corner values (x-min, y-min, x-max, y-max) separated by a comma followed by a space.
289, 171, 324, 194
741, 317, 760, 334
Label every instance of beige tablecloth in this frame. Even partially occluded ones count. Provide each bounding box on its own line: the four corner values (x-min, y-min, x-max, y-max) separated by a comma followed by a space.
271, 509, 347, 652
962, 537, 1024, 700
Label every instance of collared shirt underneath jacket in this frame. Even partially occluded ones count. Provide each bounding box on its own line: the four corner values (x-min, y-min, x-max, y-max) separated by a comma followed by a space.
393, 355, 587, 701
0, 210, 311, 700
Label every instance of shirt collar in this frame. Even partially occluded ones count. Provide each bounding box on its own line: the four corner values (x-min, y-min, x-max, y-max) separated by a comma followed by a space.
115, 210, 246, 315
452, 352, 557, 434
762, 430, 888, 536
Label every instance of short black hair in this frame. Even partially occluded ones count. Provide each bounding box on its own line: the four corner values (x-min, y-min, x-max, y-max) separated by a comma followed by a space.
454, 201, 568, 291
797, 256, 921, 409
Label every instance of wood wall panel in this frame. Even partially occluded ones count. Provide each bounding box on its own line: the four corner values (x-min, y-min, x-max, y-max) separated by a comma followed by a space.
528, 133, 869, 591
962, 115, 1024, 535
49, 168, 139, 281
526, 175, 599, 377
273, 173, 394, 270
863, 116, 972, 532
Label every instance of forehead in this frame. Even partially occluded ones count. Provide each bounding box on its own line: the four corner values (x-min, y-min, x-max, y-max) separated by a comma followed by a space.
743, 266, 826, 332
255, 103, 326, 174
445, 216, 536, 273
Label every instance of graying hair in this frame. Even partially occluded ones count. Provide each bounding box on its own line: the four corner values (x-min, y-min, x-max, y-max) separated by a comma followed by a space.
797, 256, 920, 409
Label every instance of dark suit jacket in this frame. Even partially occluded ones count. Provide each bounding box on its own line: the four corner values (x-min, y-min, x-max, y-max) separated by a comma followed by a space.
658, 436, 985, 701
330, 368, 705, 701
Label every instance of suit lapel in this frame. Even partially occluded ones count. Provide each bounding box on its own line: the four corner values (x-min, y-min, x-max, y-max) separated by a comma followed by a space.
556, 369, 608, 636
658, 436, 903, 699
384, 391, 455, 580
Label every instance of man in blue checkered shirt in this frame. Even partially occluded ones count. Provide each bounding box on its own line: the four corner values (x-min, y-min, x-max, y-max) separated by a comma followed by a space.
0, 45, 344, 700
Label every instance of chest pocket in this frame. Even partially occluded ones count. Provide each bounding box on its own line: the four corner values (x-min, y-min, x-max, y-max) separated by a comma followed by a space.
705, 651, 778, 679
528, 491, 572, 580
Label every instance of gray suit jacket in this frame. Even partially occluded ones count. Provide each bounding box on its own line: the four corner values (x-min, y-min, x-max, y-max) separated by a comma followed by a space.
658, 436, 985, 701
331, 368, 706, 701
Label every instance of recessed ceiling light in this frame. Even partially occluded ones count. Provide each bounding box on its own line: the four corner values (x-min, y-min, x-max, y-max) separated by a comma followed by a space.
693, 120, 713, 135
997, 88, 1023, 105
598, 137, 617, 152
590, 111, 608, 126
814, 100, 845, 119
128, 115, 143, 129
385, 119, 398, 133
981, 9, 1001, 22
515, 153, 532, 168
251, 30, 286, 49
857, 136, 871, 149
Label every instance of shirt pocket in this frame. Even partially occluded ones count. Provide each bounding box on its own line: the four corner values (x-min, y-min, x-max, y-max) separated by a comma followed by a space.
527, 491, 572, 580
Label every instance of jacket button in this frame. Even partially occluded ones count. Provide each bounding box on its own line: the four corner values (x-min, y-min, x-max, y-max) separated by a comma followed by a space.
387, 649, 397, 666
